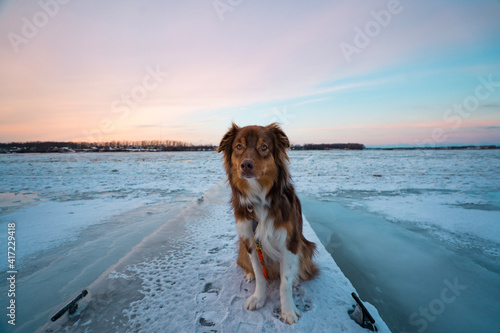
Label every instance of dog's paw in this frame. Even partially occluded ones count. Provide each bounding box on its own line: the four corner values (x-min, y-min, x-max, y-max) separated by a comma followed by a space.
282, 306, 301, 325
246, 294, 266, 310
245, 272, 255, 282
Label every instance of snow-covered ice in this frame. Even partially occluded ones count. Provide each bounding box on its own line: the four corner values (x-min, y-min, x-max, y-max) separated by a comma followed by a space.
0, 152, 224, 333
0, 152, 223, 267
290, 149, 500, 266
1, 149, 499, 333
290, 149, 500, 333
39, 180, 390, 333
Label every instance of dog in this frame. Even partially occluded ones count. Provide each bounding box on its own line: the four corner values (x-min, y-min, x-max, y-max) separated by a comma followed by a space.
218, 123, 318, 325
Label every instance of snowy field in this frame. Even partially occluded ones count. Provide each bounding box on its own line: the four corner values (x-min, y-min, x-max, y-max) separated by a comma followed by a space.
291, 149, 500, 256
290, 149, 500, 333
37, 180, 390, 333
1, 150, 499, 332
0, 152, 223, 266
0, 152, 224, 333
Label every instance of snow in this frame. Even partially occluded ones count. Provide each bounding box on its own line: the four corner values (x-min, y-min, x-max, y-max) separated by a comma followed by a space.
39, 180, 390, 333
1, 152, 224, 333
290, 149, 500, 264
289, 149, 500, 332
290, 149, 500, 194
0, 152, 222, 199
0, 152, 223, 270
4, 149, 497, 272
363, 192, 500, 249
4, 198, 147, 263
2, 149, 499, 332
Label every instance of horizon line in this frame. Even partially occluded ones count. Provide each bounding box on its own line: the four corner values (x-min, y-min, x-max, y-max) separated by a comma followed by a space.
1, 140, 499, 150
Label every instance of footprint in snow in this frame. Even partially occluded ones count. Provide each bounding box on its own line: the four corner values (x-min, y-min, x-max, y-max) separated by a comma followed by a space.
272, 305, 282, 320
296, 296, 313, 312
196, 282, 220, 304
196, 313, 220, 332
196, 310, 227, 332
207, 244, 228, 254
293, 285, 313, 312
239, 276, 253, 294
272, 286, 313, 322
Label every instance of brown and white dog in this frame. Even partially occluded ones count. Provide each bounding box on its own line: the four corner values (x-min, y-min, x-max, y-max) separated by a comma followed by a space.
218, 123, 318, 325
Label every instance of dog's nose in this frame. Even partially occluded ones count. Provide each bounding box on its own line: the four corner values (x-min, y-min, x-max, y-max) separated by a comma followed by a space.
240, 159, 255, 172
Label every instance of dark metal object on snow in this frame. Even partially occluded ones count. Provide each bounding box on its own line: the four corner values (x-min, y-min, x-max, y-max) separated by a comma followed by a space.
51, 290, 88, 322
348, 292, 377, 331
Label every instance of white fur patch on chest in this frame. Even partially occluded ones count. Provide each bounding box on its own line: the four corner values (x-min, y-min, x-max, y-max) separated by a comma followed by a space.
236, 207, 286, 263
255, 213, 287, 262
235, 178, 287, 262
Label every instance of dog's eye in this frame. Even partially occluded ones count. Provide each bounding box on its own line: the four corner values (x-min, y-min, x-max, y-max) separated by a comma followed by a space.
236, 143, 243, 150
261, 144, 268, 151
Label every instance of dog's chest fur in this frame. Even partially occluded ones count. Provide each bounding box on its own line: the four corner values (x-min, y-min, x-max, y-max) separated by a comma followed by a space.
236, 180, 287, 263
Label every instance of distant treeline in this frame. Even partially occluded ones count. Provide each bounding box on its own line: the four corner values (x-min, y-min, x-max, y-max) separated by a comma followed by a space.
0, 140, 217, 153
3, 141, 496, 154
292, 143, 365, 150
0, 141, 367, 153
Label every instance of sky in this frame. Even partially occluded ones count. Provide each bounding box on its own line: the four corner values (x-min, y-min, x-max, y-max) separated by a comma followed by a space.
0, 0, 499, 147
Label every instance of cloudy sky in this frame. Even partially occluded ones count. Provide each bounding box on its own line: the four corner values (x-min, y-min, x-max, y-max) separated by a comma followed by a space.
1, 0, 499, 147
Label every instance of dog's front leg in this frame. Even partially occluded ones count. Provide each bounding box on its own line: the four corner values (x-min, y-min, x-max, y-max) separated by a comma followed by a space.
280, 249, 301, 324
246, 247, 267, 310
236, 221, 267, 310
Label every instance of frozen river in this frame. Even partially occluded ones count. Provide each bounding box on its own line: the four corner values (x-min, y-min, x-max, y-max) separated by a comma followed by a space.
0, 150, 499, 332
291, 149, 500, 333
0, 152, 223, 332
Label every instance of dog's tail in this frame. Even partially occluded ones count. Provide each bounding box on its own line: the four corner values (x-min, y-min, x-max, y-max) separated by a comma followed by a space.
299, 237, 320, 281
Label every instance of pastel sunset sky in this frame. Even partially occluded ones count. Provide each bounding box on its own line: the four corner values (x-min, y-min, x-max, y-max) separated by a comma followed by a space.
1, 0, 499, 147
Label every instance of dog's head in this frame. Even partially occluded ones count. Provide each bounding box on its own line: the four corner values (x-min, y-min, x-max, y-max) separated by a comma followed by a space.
217, 123, 290, 184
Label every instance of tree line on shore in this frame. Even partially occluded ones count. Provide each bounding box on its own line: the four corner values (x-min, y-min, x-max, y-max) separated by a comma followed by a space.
3, 141, 497, 154
0, 141, 367, 153
0, 140, 214, 153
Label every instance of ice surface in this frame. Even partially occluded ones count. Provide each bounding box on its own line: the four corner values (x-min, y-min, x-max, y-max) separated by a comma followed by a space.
291, 149, 500, 333
301, 196, 500, 333
290, 149, 500, 266
290, 149, 500, 194
3, 197, 146, 264
0, 151, 224, 268
0, 152, 224, 333
0, 152, 223, 199
2, 149, 498, 333
38, 180, 390, 333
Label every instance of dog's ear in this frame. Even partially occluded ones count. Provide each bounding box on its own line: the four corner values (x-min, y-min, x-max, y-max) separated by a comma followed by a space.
267, 123, 290, 150
267, 123, 291, 188
267, 123, 290, 165
218, 122, 239, 153
218, 123, 239, 162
